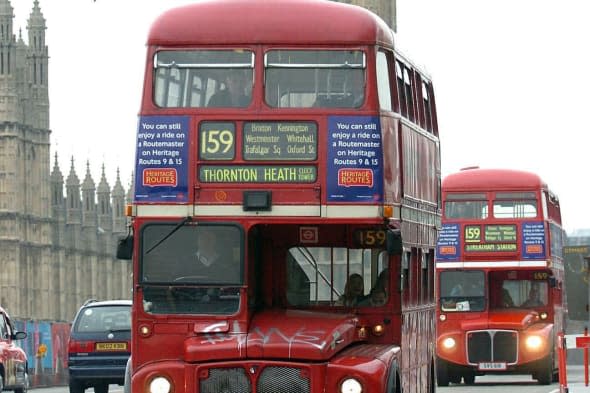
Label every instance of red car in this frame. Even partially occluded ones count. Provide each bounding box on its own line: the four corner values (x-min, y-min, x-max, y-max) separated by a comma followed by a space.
0, 306, 28, 393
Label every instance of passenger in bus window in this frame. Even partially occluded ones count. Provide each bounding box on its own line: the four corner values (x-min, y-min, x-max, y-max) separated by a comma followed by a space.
361, 286, 387, 307
336, 273, 365, 307
207, 71, 251, 107
521, 284, 544, 307
502, 288, 515, 307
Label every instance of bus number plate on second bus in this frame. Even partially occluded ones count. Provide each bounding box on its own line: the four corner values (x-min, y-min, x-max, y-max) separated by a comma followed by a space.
478, 362, 507, 371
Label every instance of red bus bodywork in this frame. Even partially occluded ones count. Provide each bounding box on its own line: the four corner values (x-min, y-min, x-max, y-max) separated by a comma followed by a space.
123, 1, 442, 393
435, 168, 565, 386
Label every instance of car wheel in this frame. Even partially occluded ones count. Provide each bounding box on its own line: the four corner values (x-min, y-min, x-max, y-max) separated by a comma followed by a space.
69, 380, 84, 393
94, 383, 109, 393
14, 371, 28, 393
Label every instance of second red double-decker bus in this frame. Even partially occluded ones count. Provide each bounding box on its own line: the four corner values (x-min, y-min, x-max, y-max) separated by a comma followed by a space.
119, 1, 442, 392
435, 167, 565, 386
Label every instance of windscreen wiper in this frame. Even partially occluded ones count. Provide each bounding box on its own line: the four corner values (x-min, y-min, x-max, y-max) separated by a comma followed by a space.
145, 216, 193, 254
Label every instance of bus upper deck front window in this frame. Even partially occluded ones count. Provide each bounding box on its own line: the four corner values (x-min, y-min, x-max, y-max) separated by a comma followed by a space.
153, 50, 254, 108
493, 192, 538, 218
444, 193, 488, 219
264, 50, 365, 108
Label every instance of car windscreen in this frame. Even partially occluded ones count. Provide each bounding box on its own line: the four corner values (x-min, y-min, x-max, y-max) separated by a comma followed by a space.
75, 306, 131, 333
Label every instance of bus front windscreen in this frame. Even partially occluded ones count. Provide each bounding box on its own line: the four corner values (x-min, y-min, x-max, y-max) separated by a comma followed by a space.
139, 223, 243, 315
440, 270, 485, 312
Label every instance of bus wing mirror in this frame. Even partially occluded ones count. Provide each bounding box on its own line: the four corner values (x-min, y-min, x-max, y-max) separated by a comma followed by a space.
117, 235, 134, 260
549, 277, 557, 288
386, 228, 402, 256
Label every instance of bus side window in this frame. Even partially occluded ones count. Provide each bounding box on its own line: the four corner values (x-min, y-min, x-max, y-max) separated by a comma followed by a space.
395, 61, 406, 116
286, 252, 310, 306
376, 51, 392, 111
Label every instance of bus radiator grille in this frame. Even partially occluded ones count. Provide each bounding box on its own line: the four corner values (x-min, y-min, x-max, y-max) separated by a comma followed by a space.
493, 331, 517, 363
467, 330, 517, 364
257, 366, 310, 393
200, 367, 250, 393
199, 366, 310, 393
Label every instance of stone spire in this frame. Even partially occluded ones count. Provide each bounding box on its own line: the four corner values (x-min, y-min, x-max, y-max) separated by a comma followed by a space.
97, 164, 113, 233
50, 151, 63, 206
27, 0, 46, 47
66, 157, 81, 215
27, 0, 49, 128
112, 168, 127, 233
126, 171, 134, 204
81, 161, 97, 227
0, 0, 14, 44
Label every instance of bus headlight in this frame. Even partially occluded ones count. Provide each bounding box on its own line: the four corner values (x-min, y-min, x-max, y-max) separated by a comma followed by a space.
341, 378, 362, 393
525, 335, 543, 350
539, 312, 548, 320
149, 376, 172, 393
372, 324, 385, 336
442, 337, 456, 350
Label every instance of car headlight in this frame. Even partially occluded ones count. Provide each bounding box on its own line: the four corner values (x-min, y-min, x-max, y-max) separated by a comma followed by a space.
442, 337, 456, 350
149, 376, 172, 393
525, 335, 543, 350
341, 378, 362, 393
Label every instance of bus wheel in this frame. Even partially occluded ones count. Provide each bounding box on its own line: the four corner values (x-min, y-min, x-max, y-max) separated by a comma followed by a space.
436, 358, 449, 387
535, 354, 553, 385
463, 373, 475, 385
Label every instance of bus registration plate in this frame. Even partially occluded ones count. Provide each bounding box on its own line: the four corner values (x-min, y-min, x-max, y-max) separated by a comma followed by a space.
96, 342, 127, 351
478, 362, 507, 371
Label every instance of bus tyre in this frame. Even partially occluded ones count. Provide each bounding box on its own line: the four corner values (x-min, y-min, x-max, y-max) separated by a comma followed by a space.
436, 358, 449, 387
535, 354, 554, 385
463, 372, 475, 385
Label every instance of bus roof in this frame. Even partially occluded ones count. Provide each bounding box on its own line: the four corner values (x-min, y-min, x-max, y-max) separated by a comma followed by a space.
147, 0, 393, 47
442, 168, 547, 192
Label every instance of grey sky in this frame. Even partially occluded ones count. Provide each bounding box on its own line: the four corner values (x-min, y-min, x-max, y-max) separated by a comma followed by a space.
12, 0, 590, 232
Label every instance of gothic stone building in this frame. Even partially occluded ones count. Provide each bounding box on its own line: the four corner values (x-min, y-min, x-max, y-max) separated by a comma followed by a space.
0, 0, 131, 322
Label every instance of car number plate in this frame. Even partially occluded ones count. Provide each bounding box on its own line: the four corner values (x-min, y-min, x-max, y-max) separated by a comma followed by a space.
96, 342, 127, 351
478, 362, 507, 370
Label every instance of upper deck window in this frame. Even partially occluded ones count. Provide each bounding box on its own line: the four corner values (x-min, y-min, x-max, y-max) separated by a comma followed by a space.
264, 50, 365, 108
493, 192, 537, 219
445, 193, 488, 219
153, 50, 254, 108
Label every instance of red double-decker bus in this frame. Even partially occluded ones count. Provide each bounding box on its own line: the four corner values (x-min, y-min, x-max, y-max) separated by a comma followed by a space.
435, 168, 565, 386
119, 1, 441, 392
